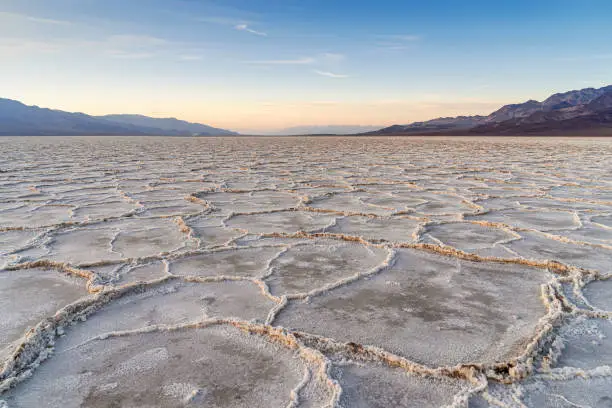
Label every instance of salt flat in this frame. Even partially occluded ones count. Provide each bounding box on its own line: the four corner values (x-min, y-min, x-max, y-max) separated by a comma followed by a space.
1, 136, 612, 407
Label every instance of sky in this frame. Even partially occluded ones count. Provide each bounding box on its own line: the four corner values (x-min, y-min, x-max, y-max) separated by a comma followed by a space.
1, 0, 611, 133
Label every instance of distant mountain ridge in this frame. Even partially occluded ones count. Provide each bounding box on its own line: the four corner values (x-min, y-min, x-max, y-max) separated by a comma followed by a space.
469, 90, 612, 135
366, 85, 612, 136
370, 116, 486, 135
0, 98, 238, 136
98, 114, 235, 136
4, 85, 612, 137
485, 85, 612, 123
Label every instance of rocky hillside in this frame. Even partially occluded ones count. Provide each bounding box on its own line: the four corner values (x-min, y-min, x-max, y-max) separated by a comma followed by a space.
366, 85, 612, 136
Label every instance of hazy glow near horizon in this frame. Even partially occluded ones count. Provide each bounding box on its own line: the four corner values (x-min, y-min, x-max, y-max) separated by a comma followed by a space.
1, 0, 611, 133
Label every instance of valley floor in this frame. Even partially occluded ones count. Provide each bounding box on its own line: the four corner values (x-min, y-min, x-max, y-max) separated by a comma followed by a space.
1, 136, 612, 407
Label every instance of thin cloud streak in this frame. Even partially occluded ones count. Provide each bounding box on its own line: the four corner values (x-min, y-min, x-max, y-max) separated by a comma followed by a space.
102, 35, 171, 59
0, 11, 71, 25
179, 55, 204, 61
0, 33, 204, 62
374, 34, 421, 51
26, 16, 71, 25
106, 35, 170, 47
235, 24, 267, 36
314, 70, 349, 78
381, 34, 420, 41
244, 57, 314, 65
197, 16, 245, 25
107, 51, 156, 59
0, 38, 62, 54
321, 53, 345, 62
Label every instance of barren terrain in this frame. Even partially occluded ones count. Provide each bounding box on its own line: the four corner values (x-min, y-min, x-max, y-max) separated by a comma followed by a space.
1, 136, 611, 407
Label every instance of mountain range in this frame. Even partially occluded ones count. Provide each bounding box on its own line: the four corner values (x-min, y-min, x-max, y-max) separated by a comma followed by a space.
365, 85, 612, 136
0, 98, 238, 136
2, 85, 612, 137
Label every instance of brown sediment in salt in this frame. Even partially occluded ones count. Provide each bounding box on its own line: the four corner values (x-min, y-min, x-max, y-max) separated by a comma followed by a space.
469, 207, 582, 231
323, 215, 422, 243
420, 221, 520, 252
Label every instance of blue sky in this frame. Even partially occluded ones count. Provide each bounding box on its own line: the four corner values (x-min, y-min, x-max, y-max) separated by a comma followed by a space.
1, 0, 611, 132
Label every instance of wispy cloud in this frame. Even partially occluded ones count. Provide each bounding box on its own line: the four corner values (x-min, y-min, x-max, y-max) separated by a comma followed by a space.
106, 34, 169, 47
0, 32, 197, 61
375, 34, 421, 51
243, 53, 349, 77
383, 34, 420, 42
106, 51, 155, 59
0, 38, 62, 54
196, 16, 267, 37
179, 55, 204, 61
244, 57, 314, 65
197, 16, 245, 25
102, 35, 170, 59
320, 53, 345, 64
26, 16, 71, 25
0, 11, 71, 25
235, 24, 267, 36
314, 70, 349, 78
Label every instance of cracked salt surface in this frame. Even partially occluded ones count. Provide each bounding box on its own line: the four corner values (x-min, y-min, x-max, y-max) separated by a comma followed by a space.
1, 136, 612, 407
275, 248, 551, 367
333, 362, 468, 408
0, 268, 88, 364
3, 325, 314, 408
